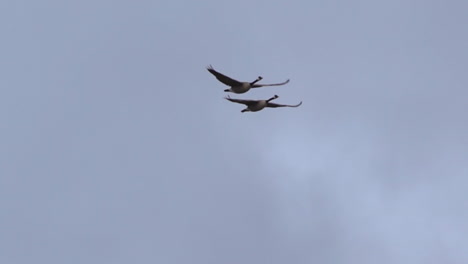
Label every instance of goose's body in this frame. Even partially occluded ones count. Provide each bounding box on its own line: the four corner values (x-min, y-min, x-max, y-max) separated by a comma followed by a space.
225, 95, 302, 113
207, 65, 290, 94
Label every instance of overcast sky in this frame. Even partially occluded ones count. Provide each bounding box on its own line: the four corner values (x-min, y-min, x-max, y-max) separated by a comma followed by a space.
1, 0, 467, 263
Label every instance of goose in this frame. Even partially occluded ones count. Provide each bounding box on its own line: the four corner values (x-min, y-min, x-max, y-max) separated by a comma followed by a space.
207, 65, 290, 94
225, 94, 302, 113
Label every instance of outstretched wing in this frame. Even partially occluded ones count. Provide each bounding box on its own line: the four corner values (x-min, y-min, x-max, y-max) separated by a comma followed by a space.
225, 95, 259, 106
252, 79, 290, 88
207, 65, 242, 87
266, 101, 302, 108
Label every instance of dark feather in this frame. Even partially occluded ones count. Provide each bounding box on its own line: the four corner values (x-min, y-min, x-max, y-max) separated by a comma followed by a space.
225, 95, 259, 106
207, 65, 242, 87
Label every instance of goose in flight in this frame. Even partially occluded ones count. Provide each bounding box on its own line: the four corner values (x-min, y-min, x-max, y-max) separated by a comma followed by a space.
207, 65, 290, 94
225, 94, 302, 113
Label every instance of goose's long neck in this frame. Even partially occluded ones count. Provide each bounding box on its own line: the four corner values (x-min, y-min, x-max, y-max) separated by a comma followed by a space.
250, 77, 262, 86
267, 96, 277, 102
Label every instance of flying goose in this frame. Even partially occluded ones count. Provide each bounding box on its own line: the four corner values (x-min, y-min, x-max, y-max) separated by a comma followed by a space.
225, 94, 302, 113
207, 65, 290, 94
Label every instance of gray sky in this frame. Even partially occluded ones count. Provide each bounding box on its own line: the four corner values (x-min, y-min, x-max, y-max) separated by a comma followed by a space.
1, 0, 467, 263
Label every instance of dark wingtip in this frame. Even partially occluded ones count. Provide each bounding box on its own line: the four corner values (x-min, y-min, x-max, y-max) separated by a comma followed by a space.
207, 65, 218, 76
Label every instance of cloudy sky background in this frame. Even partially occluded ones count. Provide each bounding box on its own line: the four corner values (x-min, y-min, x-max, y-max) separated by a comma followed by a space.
1, 0, 467, 263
